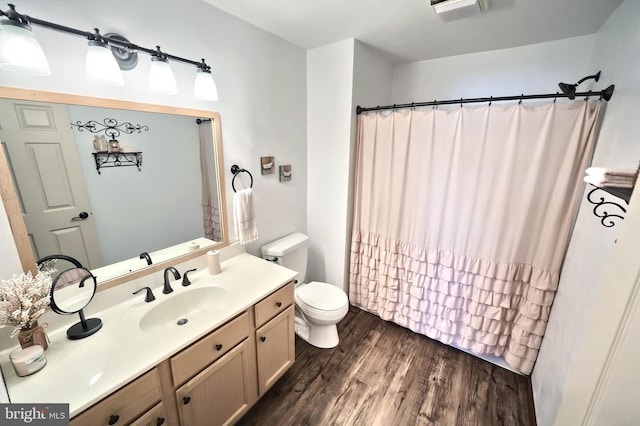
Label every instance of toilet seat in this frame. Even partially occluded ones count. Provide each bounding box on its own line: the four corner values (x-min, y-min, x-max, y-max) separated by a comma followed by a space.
295, 281, 348, 312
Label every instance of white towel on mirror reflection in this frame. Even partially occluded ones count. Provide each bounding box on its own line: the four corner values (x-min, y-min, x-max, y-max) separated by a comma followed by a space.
233, 188, 259, 244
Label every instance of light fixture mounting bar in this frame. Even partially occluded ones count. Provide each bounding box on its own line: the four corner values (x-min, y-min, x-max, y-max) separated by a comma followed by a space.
0, 4, 205, 69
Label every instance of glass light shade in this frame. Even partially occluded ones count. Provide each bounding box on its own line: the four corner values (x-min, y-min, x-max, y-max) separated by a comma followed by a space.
194, 69, 218, 101
85, 42, 124, 86
0, 21, 50, 75
149, 58, 177, 95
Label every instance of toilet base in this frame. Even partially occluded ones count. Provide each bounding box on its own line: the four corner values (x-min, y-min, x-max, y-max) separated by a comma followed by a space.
294, 313, 340, 348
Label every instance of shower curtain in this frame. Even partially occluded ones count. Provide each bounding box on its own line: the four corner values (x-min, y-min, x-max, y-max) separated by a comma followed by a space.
198, 120, 221, 241
349, 102, 602, 374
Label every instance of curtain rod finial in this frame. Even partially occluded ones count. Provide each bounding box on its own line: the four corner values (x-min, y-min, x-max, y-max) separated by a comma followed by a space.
603, 85, 615, 101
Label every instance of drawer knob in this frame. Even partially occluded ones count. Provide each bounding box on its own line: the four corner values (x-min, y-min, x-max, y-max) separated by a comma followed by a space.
260, 336, 266, 342
215, 344, 223, 351
108, 414, 119, 425
156, 417, 166, 426
276, 301, 282, 307
183, 396, 191, 405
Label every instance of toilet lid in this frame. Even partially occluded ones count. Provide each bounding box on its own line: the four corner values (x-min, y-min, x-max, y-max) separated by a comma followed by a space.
297, 281, 348, 311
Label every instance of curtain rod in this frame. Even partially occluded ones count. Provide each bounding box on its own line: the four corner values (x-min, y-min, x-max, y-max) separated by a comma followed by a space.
356, 84, 615, 115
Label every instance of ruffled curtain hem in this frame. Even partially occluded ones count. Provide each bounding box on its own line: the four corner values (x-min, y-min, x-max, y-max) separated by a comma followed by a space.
349, 230, 557, 374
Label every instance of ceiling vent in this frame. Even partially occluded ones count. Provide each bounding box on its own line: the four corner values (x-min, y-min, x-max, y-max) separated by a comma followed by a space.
431, 0, 489, 22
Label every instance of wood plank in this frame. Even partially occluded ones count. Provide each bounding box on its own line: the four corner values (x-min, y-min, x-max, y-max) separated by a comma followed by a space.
238, 306, 535, 426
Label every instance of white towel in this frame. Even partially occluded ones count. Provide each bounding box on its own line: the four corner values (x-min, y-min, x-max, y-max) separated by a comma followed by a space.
233, 188, 259, 245
585, 167, 638, 179
583, 175, 635, 189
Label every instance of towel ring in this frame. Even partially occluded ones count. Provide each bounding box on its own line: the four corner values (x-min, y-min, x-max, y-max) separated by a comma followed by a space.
231, 164, 253, 192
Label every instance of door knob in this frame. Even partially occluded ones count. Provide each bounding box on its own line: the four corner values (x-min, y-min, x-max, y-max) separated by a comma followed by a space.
71, 211, 89, 221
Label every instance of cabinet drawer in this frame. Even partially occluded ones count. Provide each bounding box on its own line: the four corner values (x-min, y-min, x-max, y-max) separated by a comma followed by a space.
255, 281, 294, 328
70, 368, 161, 426
171, 311, 250, 386
129, 402, 166, 426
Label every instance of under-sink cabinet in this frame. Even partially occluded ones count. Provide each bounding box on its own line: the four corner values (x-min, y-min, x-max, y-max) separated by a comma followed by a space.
69, 280, 295, 426
254, 280, 295, 395
256, 306, 295, 395
176, 339, 254, 426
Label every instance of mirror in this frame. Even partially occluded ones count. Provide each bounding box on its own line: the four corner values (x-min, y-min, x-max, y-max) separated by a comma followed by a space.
0, 87, 228, 288
50, 267, 102, 339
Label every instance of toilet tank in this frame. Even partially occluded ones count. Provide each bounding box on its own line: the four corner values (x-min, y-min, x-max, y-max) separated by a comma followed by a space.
261, 233, 309, 282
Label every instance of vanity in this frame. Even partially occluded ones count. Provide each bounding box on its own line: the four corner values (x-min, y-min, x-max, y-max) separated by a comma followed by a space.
0, 86, 297, 425
0, 248, 297, 426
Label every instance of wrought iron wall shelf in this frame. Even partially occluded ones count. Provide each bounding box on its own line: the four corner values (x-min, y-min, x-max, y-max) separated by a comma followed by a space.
586, 185, 633, 228
92, 152, 142, 175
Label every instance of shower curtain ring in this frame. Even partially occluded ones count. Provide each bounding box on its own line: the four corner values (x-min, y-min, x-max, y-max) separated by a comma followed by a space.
554, 92, 558, 103
460, 98, 463, 108
489, 96, 493, 106
433, 100, 437, 110
519, 94, 524, 105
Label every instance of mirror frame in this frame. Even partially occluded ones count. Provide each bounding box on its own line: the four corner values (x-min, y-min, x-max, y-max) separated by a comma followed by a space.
0, 86, 228, 291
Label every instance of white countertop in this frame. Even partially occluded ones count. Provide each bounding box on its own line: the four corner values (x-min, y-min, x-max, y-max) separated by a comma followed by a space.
0, 252, 297, 417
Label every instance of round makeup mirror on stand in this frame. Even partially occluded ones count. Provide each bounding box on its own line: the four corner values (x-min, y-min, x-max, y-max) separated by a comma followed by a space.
38, 255, 103, 340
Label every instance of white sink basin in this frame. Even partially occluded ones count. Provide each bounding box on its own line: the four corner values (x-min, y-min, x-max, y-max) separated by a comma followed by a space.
139, 287, 227, 333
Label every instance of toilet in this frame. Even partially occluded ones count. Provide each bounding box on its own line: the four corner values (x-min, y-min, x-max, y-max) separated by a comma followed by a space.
262, 233, 349, 348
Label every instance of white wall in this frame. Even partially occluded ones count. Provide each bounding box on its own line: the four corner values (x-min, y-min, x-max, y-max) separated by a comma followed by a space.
306, 40, 355, 289
534, 1, 640, 425
392, 35, 596, 102
0, 0, 307, 268
306, 40, 393, 290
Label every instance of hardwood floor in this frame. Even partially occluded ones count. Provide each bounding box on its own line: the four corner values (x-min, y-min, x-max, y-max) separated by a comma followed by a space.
238, 306, 535, 426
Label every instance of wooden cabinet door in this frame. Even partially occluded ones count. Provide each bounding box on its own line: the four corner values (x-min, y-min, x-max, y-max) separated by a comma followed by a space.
176, 340, 252, 426
256, 305, 295, 395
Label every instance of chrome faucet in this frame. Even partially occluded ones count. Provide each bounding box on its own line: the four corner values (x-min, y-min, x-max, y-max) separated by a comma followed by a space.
139, 252, 152, 265
163, 267, 181, 294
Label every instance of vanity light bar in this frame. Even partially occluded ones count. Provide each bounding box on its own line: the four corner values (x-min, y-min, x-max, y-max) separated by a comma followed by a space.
0, 4, 218, 100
